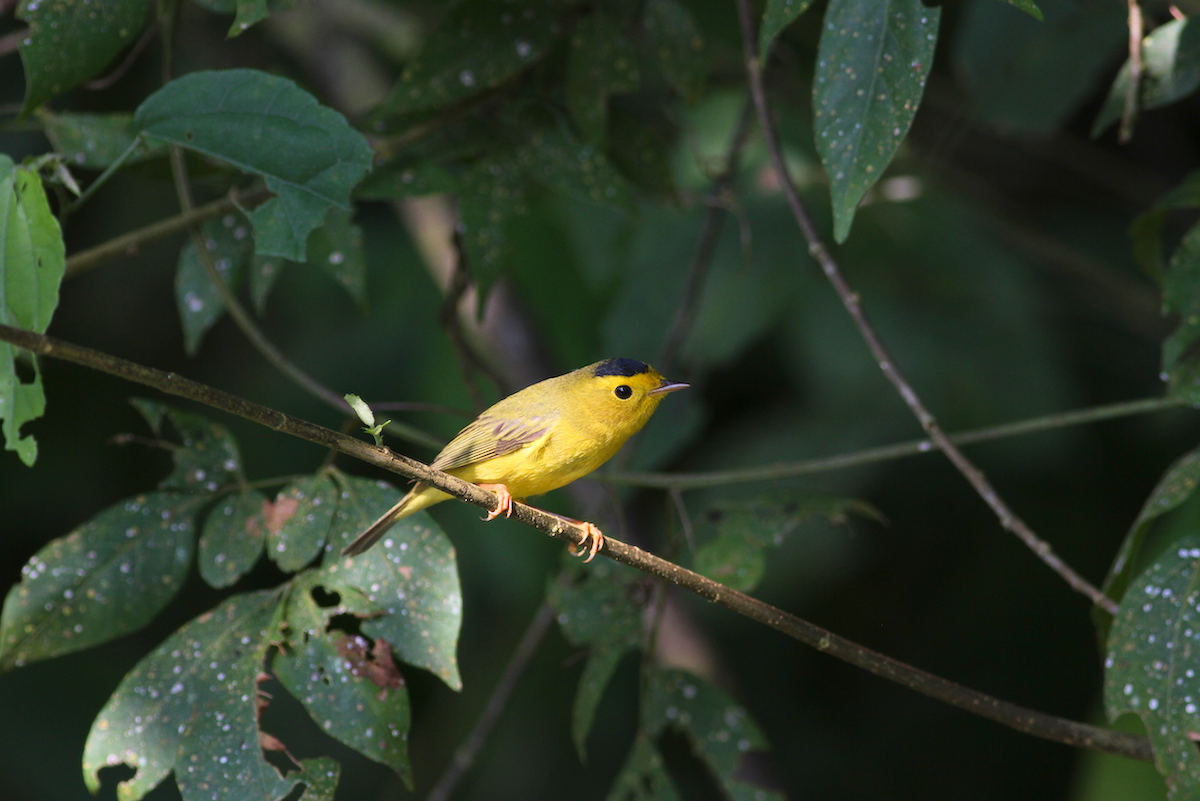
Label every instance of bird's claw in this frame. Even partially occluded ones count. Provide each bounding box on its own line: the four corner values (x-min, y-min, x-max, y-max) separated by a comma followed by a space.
478, 484, 514, 521
568, 523, 606, 563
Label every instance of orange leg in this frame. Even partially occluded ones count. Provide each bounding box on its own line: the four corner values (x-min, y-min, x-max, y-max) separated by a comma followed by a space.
568, 522, 606, 563
476, 483, 514, 521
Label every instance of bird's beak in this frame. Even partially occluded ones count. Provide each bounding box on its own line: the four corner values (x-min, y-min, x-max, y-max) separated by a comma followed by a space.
650, 380, 689, 396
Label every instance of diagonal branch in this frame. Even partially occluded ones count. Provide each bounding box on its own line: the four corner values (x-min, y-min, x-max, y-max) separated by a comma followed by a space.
0, 322, 1150, 762
733, 0, 1118, 615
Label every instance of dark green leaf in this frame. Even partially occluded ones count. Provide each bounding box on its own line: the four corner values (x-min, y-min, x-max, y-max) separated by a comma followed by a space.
814, 0, 940, 242
1093, 18, 1200, 137
607, 100, 677, 199
232, 0, 269, 34
1127, 171, 1200, 280
1105, 534, 1200, 799
265, 474, 339, 572
320, 475, 463, 689
81, 590, 308, 800
693, 495, 878, 593
644, 668, 782, 801
17, 0, 154, 116
129, 399, 245, 492
1000, 0, 1043, 21
643, 0, 707, 104
136, 69, 374, 261
759, 0, 817, 58
354, 158, 459, 200
572, 643, 631, 759
606, 734, 680, 801
0, 155, 65, 466
307, 207, 367, 307
174, 214, 253, 355
274, 575, 413, 784
0, 493, 198, 672
518, 129, 636, 211
377, 0, 564, 116
457, 154, 527, 299
199, 489, 267, 588
38, 111, 161, 169
1163, 221, 1200, 404
567, 12, 640, 144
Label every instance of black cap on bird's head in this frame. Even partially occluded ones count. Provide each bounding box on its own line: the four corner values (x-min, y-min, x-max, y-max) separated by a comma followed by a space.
593, 358, 651, 378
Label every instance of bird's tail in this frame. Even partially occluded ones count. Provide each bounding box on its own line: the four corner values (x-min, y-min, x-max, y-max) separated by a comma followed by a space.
341, 484, 432, 556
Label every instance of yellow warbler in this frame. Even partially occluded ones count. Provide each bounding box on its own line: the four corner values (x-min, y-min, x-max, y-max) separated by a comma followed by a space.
342, 358, 687, 561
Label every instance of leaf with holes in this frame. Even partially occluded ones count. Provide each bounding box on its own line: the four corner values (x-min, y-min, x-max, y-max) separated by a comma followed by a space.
175, 214, 254, 355
80, 589, 333, 801
17, 0, 154, 116
198, 489, 267, 588
318, 476, 463, 690
265, 474, 338, 572
274, 574, 413, 784
813, 0, 939, 242
0, 154, 65, 466
136, 70, 373, 261
0, 493, 198, 673
129, 399, 244, 492
643, 668, 782, 801
1105, 534, 1200, 799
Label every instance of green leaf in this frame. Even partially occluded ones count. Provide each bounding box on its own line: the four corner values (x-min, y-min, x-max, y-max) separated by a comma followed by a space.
198, 489, 267, 588
17, 0, 154, 116
573, 644, 630, 760
606, 734, 681, 801
1105, 534, 1200, 799
457, 153, 527, 300
175, 214, 253, 355
247, 206, 366, 313
518, 129, 636, 211
567, 12, 640, 145
1000, 0, 1043, 21
376, 0, 564, 116
274, 575, 413, 785
321, 475, 463, 690
643, 0, 707, 104
693, 495, 879, 593
759, 0, 817, 58
0, 493, 198, 672
814, 0, 940, 242
265, 474, 339, 572
548, 559, 643, 758
38, 111, 160, 169
135, 69, 374, 261
1163, 221, 1200, 404
81, 590, 317, 801
0, 155, 65, 466
644, 668, 782, 801
1097, 446, 1200, 644
353, 157, 458, 200
1127, 171, 1200, 280
129, 399, 245, 491
1093, 18, 1200, 137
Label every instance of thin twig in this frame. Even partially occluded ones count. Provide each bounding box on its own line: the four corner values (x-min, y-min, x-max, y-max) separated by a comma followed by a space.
425, 603, 556, 801
0, 323, 1152, 762
659, 94, 756, 373
606, 396, 1182, 489
64, 187, 272, 277
733, 0, 1119, 615
1120, 0, 1144, 143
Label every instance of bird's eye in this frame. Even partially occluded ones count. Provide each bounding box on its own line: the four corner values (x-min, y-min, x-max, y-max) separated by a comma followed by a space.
614, 385, 633, 400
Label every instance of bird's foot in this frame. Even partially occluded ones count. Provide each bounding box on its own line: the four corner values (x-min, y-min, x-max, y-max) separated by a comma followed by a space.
568, 522, 606, 563
477, 484, 514, 521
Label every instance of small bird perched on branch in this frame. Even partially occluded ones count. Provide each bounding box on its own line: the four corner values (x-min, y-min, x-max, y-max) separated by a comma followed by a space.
342, 358, 688, 561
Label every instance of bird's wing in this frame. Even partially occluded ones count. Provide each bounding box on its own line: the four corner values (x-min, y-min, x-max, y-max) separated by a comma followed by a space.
430, 414, 553, 473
